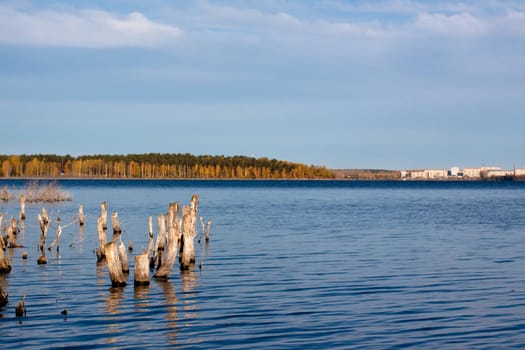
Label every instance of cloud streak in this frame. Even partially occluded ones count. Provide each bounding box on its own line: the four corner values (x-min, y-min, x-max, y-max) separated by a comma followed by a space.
0, 5, 182, 48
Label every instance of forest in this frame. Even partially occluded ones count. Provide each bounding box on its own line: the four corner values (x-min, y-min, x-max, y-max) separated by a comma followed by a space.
0, 154, 335, 180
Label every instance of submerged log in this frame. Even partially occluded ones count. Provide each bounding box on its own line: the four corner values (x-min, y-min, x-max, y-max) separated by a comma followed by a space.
78, 204, 84, 226
19, 194, 26, 220
134, 253, 150, 286
104, 242, 127, 287
154, 202, 180, 280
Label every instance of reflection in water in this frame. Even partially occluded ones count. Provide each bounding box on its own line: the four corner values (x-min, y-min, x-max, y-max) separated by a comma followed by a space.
180, 268, 199, 320
105, 286, 125, 345
133, 284, 149, 312
106, 286, 124, 315
157, 280, 178, 346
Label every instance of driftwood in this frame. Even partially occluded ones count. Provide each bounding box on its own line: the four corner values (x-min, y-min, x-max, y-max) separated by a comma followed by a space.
134, 253, 150, 286
180, 195, 199, 270
154, 202, 180, 280
78, 204, 84, 226
104, 242, 127, 287
19, 194, 26, 220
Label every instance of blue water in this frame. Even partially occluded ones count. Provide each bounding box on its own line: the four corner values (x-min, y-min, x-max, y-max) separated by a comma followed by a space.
1, 180, 525, 349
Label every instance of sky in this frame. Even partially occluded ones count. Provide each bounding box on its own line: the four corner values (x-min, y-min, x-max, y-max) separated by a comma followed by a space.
0, 0, 524, 170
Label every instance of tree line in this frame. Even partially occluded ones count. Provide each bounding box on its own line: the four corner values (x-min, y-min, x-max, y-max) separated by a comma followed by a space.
0, 154, 335, 180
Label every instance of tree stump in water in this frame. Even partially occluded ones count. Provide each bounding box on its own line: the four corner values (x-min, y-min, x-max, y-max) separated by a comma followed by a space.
180, 194, 199, 271
134, 253, 150, 286
154, 202, 180, 280
96, 216, 107, 261
0, 242, 11, 273
19, 194, 26, 220
112, 212, 122, 234
104, 242, 127, 287
100, 202, 108, 231
78, 204, 84, 226
118, 241, 129, 274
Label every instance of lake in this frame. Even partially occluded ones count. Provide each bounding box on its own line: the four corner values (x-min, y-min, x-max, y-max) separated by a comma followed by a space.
1, 179, 525, 349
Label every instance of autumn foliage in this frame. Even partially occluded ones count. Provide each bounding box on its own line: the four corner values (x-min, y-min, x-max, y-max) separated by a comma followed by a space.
0, 154, 335, 180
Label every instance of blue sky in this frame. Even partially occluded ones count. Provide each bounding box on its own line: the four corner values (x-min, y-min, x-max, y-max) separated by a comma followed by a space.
1, 0, 524, 169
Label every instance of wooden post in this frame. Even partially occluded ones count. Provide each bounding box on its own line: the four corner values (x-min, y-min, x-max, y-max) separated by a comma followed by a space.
134, 253, 150, 286
78, 204, 84, 226
154, 202, 180, 280
118, 241, 129, 273
104, 242, 127, 287
112, 212, 122, 234
19, 194, 26, 220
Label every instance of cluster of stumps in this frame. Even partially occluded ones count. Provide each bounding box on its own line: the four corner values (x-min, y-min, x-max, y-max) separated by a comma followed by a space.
0, 193, 211, 318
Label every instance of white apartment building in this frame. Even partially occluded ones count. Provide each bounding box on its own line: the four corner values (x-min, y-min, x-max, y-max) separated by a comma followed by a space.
410, 169, 448, 179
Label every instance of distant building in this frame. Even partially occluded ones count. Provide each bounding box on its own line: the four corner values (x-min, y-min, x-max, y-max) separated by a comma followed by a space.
410, 169, 448, 179
450, 166, 461, 177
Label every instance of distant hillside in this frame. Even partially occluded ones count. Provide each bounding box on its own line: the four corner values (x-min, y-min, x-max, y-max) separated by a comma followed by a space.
0, 153, 335, 180
333, 169, 401, 180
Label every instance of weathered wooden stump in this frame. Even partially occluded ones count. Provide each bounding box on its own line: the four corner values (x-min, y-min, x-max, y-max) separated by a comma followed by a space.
112, 212, 122, 234
154, 202, 180, 280
78, 204, 84, 226
104, 242, 127, 287
0, 242, 11, 273
118, 241, 129, 274
0, 286, 7, 306
134, 253, 150, 286
19, 194, 26, 220
180, 195, 199, 271
100, 202, 108, 231
96, 216, 107, 261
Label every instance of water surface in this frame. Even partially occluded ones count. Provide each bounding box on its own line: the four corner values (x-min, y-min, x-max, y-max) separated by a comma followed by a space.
1, 180, 525, 349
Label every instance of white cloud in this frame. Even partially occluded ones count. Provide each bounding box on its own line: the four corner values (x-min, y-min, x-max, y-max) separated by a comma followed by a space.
414, 12, 487, 36
0, 5, 183, 48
